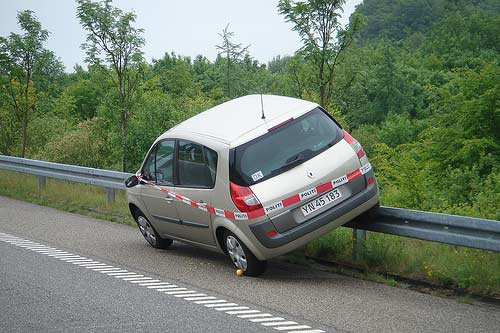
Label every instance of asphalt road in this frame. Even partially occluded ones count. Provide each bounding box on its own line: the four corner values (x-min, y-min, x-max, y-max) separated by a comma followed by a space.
0, 241, 263, 332
1, 195, 499, 332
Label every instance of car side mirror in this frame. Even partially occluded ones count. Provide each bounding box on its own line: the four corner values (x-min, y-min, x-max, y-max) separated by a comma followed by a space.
125, 175, 139, 188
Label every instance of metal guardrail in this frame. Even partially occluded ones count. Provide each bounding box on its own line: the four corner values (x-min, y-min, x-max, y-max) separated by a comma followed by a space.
0, 155, 132, 204
346, 207, 500, 253
0, 155, 499, 254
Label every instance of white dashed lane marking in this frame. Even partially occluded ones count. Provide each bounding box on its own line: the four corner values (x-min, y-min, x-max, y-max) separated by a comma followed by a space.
0, 232, 326, 333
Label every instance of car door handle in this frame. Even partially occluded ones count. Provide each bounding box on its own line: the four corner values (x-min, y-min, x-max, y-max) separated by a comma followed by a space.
164, 197, 174, 203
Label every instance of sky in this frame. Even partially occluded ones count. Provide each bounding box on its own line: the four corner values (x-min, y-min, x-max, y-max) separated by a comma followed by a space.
0, 0, 363, 72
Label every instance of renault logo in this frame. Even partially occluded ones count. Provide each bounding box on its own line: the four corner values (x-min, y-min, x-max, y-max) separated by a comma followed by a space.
307, 170, 314, 179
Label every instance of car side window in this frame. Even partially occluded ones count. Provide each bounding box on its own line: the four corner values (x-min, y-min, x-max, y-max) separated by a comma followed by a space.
142, 146, 157, 182
204, 146, 217, 186
155, 140, 175, 185
177, 140, 217, 188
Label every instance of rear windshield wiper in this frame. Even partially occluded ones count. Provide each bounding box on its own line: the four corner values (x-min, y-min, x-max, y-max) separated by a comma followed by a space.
270, 151, 309, 174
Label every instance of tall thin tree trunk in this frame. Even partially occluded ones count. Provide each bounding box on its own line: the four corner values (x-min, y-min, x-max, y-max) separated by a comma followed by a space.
319, 59, 326, 107
21, 73, 30, 158
121, 115, 126, 172
320, 86, 326, 107
120, 101, 127, 172
21, 110, 28, 158
226, 53, 231, 97
117, 75, 127, 172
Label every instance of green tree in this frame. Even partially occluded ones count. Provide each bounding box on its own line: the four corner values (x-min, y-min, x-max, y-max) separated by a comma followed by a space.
337, 43, 422, 127
268, 55, 290, 74
63, 65, 112, 120
278, 0, 361, 108
424, 10, 500, 69
77, 0, 145, 171
354, 0, 446, 42
215, 24, 250, 98
151, 53, 199, 97
0, 10, 49, 157
193, 55, 225, 100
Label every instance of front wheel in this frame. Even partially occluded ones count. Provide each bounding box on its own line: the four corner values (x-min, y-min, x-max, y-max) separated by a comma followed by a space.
135, 212, 173, 249
224, 231, 267, 277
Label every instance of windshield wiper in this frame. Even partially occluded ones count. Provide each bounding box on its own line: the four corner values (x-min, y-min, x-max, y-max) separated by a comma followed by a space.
271, 151, 309, 174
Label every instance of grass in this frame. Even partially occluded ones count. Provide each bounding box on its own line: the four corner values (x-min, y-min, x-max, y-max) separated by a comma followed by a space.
0, 170, 135, 226
303, 227, 500, 297
1, 169, 499, 297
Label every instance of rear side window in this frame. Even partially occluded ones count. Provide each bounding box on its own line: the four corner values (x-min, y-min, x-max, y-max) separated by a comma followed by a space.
230, 108, 343, 186
177, 140, 218, 188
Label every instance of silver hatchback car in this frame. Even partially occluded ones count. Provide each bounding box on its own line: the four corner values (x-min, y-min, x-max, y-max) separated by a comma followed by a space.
126, 94, 379, 276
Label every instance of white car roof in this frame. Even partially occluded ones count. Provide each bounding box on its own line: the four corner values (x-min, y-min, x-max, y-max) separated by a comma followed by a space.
165, 94, 318, 146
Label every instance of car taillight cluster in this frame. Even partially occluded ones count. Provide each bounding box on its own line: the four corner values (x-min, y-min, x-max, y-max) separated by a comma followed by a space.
344, 130, 375, 185
343, 130, 365, 159
230, 182, 263, 213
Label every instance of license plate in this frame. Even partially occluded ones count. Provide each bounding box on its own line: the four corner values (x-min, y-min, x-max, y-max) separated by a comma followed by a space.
300, 189, 342, 217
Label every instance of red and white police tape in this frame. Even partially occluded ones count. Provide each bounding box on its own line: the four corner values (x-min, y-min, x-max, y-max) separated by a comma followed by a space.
137, 162, 372, 221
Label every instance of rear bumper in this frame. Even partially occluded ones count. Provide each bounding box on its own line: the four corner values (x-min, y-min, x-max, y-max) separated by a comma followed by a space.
249, 176, 379, 249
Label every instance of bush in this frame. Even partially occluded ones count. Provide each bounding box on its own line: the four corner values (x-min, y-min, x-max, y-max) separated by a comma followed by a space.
36, 118, 114, 169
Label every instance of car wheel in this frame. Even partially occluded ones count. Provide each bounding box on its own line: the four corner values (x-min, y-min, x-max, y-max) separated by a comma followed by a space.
223, 230, 267, 277
135, 212, 173, 249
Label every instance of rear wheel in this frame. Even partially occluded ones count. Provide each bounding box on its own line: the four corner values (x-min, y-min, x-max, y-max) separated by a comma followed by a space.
223, 230, 267, 277
134, 212, 173, 249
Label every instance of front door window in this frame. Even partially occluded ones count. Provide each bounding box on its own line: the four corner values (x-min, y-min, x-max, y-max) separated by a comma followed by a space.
155, 140, 175, 185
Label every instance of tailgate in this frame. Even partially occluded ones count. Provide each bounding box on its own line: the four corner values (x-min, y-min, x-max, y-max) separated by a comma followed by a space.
250, 140, 365, 233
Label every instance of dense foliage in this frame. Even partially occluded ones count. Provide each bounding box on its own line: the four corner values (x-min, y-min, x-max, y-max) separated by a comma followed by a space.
0, 0, 498, 220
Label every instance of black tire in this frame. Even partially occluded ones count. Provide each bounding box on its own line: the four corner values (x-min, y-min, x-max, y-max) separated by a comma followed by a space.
223, 230, 267, 277
134, 211, 173, 249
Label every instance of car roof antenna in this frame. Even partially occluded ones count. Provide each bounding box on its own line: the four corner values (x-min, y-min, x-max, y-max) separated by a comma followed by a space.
260, 94, 266, 120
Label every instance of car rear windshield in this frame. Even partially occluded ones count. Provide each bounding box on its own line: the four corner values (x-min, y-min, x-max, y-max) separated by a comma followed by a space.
229, 108, 343, 186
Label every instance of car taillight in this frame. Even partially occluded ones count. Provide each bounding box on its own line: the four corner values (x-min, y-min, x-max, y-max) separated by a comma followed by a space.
230, 182, 263, 213
266, 229, 277, 238
343, 130, 365, 159
268, 118, 294, 132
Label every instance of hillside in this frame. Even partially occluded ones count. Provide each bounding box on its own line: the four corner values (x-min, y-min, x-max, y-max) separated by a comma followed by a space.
331, 0, 500, 220
353, 0, 500, 42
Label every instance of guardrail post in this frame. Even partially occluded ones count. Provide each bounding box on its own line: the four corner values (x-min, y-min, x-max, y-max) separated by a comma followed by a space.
38, 176, 46, 189
106, 188, 115, 205
353, 229, 366, 262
